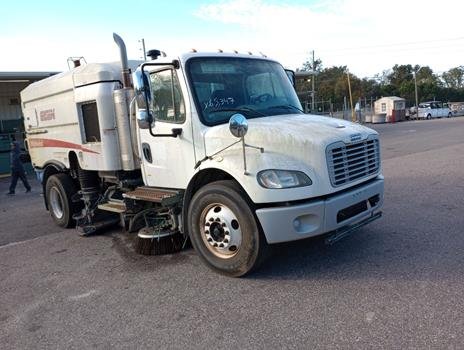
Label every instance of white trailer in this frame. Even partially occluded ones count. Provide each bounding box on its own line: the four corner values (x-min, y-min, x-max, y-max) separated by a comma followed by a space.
21, 34, 384, 276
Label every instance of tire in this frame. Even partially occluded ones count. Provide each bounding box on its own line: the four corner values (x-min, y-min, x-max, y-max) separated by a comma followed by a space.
426, 114, 431, 120
45, 173, 80, 228
188, 180, 269, 277
448, 112, 452, 118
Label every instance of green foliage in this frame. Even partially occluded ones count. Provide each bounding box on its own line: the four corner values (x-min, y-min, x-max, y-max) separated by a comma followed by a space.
296, 57, 464, 109
442, 66, 464, 89
299, 58, 323, 73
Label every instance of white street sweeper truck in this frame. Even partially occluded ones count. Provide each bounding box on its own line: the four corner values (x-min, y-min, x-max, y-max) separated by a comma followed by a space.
21, 34, 384, 276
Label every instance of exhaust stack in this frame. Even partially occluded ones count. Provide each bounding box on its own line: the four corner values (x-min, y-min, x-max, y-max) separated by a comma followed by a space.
112, 33, 137, 171
113, 33, 131, 88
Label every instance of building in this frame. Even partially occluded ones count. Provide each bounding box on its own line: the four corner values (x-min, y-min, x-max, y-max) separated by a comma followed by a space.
0, 72, 58, 174
0, 72, 58, 133
374, 96, 406, 123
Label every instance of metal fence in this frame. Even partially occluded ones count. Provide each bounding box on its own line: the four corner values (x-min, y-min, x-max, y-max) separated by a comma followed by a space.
297, 94, 376, 122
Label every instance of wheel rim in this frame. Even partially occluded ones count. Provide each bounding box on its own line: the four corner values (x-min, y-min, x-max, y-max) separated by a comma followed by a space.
50, 187, 64, 219
200, 203, 242, 259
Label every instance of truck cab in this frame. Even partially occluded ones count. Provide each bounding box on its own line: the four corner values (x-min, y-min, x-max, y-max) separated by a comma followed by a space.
134, 52, 384, 268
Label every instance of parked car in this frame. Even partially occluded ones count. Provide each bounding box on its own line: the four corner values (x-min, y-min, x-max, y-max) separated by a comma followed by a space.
406, 106, 416, 120
417, 101, 452, 119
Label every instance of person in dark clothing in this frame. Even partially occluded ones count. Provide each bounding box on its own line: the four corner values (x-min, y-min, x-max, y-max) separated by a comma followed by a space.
7, 141, 31, 195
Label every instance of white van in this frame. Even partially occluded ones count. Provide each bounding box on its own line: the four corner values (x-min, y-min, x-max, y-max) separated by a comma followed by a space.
418, 101, 452, 119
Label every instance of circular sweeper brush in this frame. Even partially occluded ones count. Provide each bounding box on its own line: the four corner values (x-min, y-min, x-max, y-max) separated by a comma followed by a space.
135, 227, 184, 256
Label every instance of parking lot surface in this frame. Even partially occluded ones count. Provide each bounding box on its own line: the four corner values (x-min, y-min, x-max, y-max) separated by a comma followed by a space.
1, 117, 463, 349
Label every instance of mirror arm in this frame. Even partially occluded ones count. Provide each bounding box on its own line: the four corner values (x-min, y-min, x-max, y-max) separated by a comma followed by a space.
141, 60, 180, 71
241, 137, 247, 175
194, 139, 242, 169
245, 143, 264, 153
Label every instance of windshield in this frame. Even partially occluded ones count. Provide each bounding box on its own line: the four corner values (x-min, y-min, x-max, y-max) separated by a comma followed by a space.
186, 57, 303, 126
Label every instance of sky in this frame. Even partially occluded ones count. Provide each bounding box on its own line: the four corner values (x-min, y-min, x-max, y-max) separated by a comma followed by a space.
1, 0, 464, 78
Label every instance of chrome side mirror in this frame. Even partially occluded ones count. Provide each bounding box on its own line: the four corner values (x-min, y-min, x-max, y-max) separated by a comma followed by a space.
133, 69, 153, 129
229, 113, 248, 138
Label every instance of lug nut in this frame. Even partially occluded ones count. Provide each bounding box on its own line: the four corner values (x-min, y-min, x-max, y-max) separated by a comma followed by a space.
223, 239, 229, 243
207, 238, 212, 242
219, 243, 224, 248
222, 223, 226, 227
209, 217, 214, 222
215, 218, 221, 222
206, 222, 210, 226
205, 230, 209, 234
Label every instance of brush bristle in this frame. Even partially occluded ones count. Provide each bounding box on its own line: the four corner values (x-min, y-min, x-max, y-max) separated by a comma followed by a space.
135, 231, 184, 255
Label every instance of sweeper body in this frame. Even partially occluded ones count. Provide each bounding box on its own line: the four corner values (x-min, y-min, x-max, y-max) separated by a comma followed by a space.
21, 34, 384, 276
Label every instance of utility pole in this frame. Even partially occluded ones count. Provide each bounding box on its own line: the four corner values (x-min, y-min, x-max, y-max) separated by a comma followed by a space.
311, 50, 315, 112
344, 96, 347, 120
370, 96, 373, 116
413, 66, 423, 120
347, 70, 355, 122
139, 38, 147, 60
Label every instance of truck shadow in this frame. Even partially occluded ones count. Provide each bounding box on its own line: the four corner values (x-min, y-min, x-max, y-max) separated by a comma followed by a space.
250, 168, 464, 280
251, 215, 463, 281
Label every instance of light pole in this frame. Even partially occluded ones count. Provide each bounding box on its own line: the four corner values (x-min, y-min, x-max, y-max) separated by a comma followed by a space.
139, 39, 147, 60
311, 50, 315, 112
347, 70, 355, 122
413, 66, 423, 120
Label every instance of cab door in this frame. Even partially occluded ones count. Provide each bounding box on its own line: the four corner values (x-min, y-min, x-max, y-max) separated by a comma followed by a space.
138, 68, 195, 189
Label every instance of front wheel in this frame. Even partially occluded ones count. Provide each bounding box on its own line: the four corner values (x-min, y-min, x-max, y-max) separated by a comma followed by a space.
426, 114, 432, 120
188, 180, 269, 277
448, 112, 452, 118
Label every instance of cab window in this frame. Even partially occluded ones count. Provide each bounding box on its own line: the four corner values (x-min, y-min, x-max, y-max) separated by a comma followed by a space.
149, 69, 185, 123
246, 72, 286, 103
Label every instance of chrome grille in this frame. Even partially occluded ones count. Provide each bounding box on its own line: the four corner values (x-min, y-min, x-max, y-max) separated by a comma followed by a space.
326, 137, 380, 187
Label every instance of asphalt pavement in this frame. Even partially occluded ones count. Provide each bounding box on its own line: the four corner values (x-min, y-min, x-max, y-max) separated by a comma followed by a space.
1, 117, 463, 349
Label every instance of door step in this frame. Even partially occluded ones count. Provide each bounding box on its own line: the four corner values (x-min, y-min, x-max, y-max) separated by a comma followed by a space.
123, 187, 183, 207
97, 201, 127, 213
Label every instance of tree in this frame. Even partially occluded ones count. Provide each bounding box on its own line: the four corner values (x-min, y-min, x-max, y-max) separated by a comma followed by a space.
296, 55, 464, 111
388, 64, 413, 87
299, 57, 323, 73
361, 78, 382, 100
442, 66, 464, 89
318, 66, 348, 107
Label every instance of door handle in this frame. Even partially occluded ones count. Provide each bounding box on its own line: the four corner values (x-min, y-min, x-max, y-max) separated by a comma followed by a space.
150, 128, 182, 138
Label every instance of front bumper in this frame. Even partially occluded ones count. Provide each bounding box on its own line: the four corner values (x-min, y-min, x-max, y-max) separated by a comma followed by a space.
255, 176, 384, 244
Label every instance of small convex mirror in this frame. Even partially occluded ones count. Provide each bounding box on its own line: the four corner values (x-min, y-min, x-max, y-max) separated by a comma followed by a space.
229, 113, 248, 138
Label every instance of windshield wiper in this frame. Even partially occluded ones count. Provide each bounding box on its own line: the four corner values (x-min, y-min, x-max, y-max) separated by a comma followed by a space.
209, 107, 266, 117
267, 105, 304, 113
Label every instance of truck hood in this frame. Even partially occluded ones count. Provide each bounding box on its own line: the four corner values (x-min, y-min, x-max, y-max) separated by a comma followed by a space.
202, 113, 381, 202
204, 113, 377, 153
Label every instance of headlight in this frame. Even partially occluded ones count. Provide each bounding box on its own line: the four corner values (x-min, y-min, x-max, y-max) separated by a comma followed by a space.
257, 169, 312, 189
